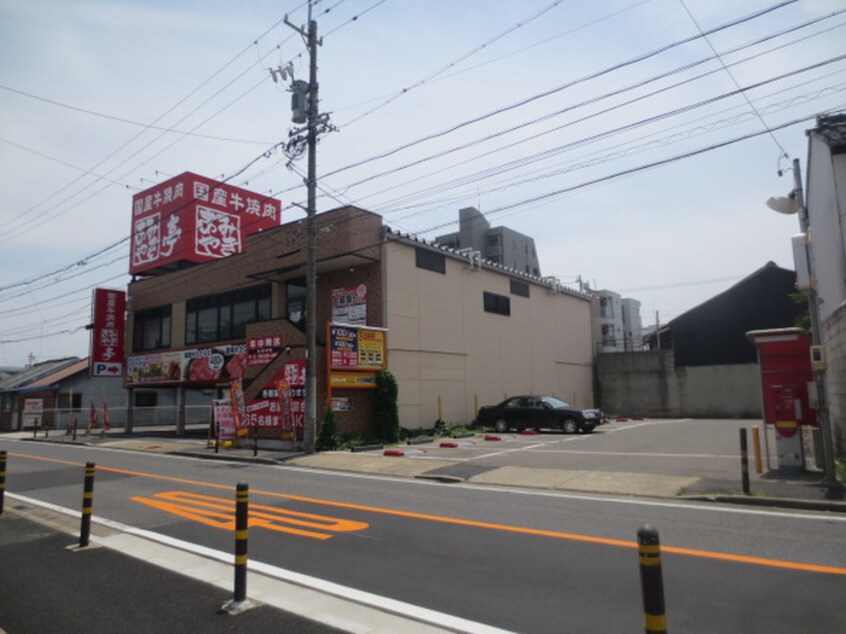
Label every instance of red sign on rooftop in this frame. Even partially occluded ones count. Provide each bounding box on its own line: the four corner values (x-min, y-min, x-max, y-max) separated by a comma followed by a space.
129, 172, 282, 275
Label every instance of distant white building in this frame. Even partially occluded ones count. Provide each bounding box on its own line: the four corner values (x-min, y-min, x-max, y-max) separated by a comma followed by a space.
595, 290, 643, 353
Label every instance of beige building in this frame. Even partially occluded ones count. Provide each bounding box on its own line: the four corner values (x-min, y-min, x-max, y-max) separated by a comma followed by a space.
384, 229, 594, 427
125, 205, 594, 438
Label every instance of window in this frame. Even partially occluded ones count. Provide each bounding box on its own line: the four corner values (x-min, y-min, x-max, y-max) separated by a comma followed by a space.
133, 305, 171, 351
415, 247, 446, 274
510, 279, 530, 298
484, 291, 510, 316
486, 233, 500, 247
287, 278, 306, 331
58, 392, 82, 410
134, 391, 158, 407
185, 284, 271, 344
601, 297, 614, 318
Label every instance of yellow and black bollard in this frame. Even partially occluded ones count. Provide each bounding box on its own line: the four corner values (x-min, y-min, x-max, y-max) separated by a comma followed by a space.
79, 462, 96, 548
234, 482, 249, 603
0, 449, 6, 515
638, 525, 667, 634
740, 428, 751, 496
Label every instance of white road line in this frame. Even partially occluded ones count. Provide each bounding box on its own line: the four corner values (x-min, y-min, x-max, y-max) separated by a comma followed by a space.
6, 492, 512, 634
271, 466, 846, 523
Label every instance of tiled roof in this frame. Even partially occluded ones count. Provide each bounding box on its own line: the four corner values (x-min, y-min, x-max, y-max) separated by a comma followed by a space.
0, 357, 81, 391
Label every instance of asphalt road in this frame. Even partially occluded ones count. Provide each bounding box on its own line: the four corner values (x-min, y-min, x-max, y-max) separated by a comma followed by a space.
2, 437, 844, 633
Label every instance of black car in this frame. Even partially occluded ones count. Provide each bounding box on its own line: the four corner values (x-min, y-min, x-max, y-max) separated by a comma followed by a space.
476, 395, 603, 434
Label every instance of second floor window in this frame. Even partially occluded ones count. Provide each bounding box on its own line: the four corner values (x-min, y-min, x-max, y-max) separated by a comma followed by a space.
185, 284, 271, 345
133, 305, 171, 351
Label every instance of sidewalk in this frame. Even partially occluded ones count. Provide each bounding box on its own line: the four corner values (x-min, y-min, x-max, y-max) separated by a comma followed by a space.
5, 427, 845, 513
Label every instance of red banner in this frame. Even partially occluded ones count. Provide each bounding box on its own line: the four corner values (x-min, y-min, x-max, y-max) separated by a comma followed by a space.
90, 288, 126, 377
129, 172, 283, 275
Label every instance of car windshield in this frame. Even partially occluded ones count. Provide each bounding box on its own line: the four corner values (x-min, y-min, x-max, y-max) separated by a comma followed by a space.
541, 395, 572, 409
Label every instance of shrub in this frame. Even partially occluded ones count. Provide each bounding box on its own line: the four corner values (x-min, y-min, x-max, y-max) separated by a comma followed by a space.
374, 369, 400, 443
316, 409, 340, 451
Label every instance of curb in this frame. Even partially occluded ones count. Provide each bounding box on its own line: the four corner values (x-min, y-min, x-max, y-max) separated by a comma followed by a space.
679, 494, 846, 513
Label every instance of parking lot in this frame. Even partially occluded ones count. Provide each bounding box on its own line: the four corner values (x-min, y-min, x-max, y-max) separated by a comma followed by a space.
386, 418, 778, 482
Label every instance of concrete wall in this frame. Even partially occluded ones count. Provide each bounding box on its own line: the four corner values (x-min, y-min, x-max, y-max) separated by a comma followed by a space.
823, 302, 846, 457
596, 350, 762, 418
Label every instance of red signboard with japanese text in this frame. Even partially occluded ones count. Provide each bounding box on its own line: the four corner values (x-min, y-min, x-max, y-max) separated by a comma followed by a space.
247, 335, 285, 367
129, 172, 283, 275
90, 288, 126, 377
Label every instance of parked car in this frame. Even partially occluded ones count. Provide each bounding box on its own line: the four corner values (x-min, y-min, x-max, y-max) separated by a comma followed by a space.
476, 395, 604, 434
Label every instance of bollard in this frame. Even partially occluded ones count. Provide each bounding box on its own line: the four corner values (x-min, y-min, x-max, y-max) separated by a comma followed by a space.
0, 450, 6, 514
740, 428, 750, 496
33, 419, 38, 438
751, 425, 763, 474
252, 424, 258, 458
72, 419, 78, 442
637, 525, 667, 634
79, 462, 96, 547
234, 482, 249, 603
215, 421, 220, 455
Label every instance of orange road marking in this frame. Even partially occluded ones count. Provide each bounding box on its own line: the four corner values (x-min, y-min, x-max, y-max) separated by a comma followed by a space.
132, 491, 369, 540
8, 451, 846, 575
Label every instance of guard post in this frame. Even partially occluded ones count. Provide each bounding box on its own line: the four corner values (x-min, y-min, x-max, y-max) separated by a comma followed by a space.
219, 481, 250, 614
0, 450, 7, 514
79, 462, 96, 547
638, 524, 667, 634
740, 428, 751, 495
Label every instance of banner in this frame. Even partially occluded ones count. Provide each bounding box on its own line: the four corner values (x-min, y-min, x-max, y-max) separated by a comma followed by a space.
229, 379, 247, 438
90, 288, 126, 377
213, 400, 237, 441
126, 344, 246, 385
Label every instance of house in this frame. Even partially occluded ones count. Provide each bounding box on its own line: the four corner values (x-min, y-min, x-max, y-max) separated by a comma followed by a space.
126, 203, 595, 441
596, 263, 802, 417
805, 112, 846, 456
0, 357, 123, 431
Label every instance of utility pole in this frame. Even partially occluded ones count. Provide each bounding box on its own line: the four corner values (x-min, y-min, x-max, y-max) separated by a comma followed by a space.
791, 158, 837, 484
284, 1, 333, 454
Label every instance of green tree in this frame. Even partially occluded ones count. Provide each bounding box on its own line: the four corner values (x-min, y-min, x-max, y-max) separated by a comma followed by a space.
790, 292, 811, 331
316, 409, 340, 451
374, 369, 400, 443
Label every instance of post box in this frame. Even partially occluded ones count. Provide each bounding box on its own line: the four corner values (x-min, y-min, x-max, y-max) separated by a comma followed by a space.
746, 328, 818, 471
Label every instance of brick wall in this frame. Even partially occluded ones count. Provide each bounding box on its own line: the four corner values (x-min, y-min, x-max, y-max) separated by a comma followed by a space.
126, 207, 384, 438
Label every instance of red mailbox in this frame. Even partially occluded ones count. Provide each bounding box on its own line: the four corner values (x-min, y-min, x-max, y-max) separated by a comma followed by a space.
747, 328, 817, 470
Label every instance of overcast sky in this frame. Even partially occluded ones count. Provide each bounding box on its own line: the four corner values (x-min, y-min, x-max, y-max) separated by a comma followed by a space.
1, 0, 845, 367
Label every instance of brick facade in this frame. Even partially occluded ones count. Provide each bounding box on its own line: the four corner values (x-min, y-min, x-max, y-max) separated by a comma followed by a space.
127, 206, 384, 438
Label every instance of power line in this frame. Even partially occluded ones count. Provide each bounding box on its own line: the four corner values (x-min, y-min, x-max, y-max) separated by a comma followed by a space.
318, 0, 799, 182
678, 0, 790, 158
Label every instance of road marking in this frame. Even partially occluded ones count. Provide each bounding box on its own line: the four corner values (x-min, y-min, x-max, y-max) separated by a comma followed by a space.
6, 450, 846, 576
5, 492, 511, 634
132, 491, 369, 539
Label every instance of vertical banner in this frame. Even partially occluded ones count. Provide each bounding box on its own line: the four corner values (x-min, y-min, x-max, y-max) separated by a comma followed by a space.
214, 400, 237, 441
101, 389, 111, 431
90, 288, 126, 377
229, 379, 247, 438
282, 360, 306, 434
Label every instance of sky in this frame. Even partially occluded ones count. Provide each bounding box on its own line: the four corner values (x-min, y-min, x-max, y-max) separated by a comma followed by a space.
1, 0, 845, 367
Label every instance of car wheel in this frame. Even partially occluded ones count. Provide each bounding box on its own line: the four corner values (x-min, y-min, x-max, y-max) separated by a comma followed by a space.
562, 418, 578, 434
494, 419, 508, 433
